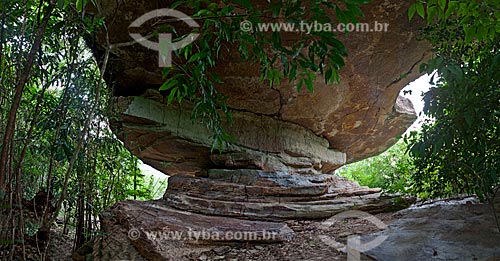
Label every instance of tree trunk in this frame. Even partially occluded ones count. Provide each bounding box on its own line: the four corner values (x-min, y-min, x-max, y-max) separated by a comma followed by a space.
0, 0, 57, 190
40, 30, 111, 237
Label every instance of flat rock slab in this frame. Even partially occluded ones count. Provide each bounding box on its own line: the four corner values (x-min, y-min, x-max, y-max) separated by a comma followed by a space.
94, 200, 294, 260
362, 197, 500, 260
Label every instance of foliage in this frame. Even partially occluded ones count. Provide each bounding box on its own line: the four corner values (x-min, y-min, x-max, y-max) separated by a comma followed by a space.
337, 140, 416, 195
407, 0, 500, 200
0, 0, 167, 257
161, 0, 371, 149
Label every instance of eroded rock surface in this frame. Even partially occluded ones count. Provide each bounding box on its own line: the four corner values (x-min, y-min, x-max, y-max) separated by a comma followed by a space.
113, 91, 345, 176
89, 0, 430, 175
362, 197, 500, 260
94, 170, 411, 259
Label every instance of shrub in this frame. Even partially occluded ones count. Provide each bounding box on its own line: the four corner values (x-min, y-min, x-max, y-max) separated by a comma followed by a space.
336, 140, 415, 195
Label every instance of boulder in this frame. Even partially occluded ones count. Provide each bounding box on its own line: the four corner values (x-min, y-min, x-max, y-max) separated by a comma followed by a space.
89, 0, 431, 175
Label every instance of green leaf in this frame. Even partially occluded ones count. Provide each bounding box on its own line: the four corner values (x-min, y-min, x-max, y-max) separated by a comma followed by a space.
171, 2, 182, 9
345, 3, 364, 18
427, 5, 437, 24
159, 79, 178, 91
268, 1, 283, 17
408, 3, 417, 21
76, 0, 87, 12
435, 137, 445, 152
464, 111, 473, 127
305, 75, 314, 93
297, 78, 304, 92
445, 1, 457, 19
416, 2, 425, 18
210, 73, 222, 83
167, 88, 178, 104
335, 6, 349, 24
188, 52, 205, 63
325, 68, 333, 84
438, 0, 446, 11
57, 0, 65, 9
447, 64, 464, 81
288, 65, 298, 82
464, 25, 475, 43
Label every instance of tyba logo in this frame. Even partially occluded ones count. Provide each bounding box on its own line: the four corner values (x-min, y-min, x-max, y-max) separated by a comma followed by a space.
129, 9, 200, 67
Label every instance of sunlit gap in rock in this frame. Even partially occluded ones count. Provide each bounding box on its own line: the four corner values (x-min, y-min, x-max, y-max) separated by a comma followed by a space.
139, 160, 169, 197
400, 73, 434, 133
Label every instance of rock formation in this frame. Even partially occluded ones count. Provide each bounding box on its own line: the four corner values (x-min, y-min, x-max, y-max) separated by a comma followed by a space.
90, 0, 429, 175
88, 0, 430, 259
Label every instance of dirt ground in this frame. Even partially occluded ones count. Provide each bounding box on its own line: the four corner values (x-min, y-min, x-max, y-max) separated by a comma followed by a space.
10, 212, 396, 260
182, 212, 397, 261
